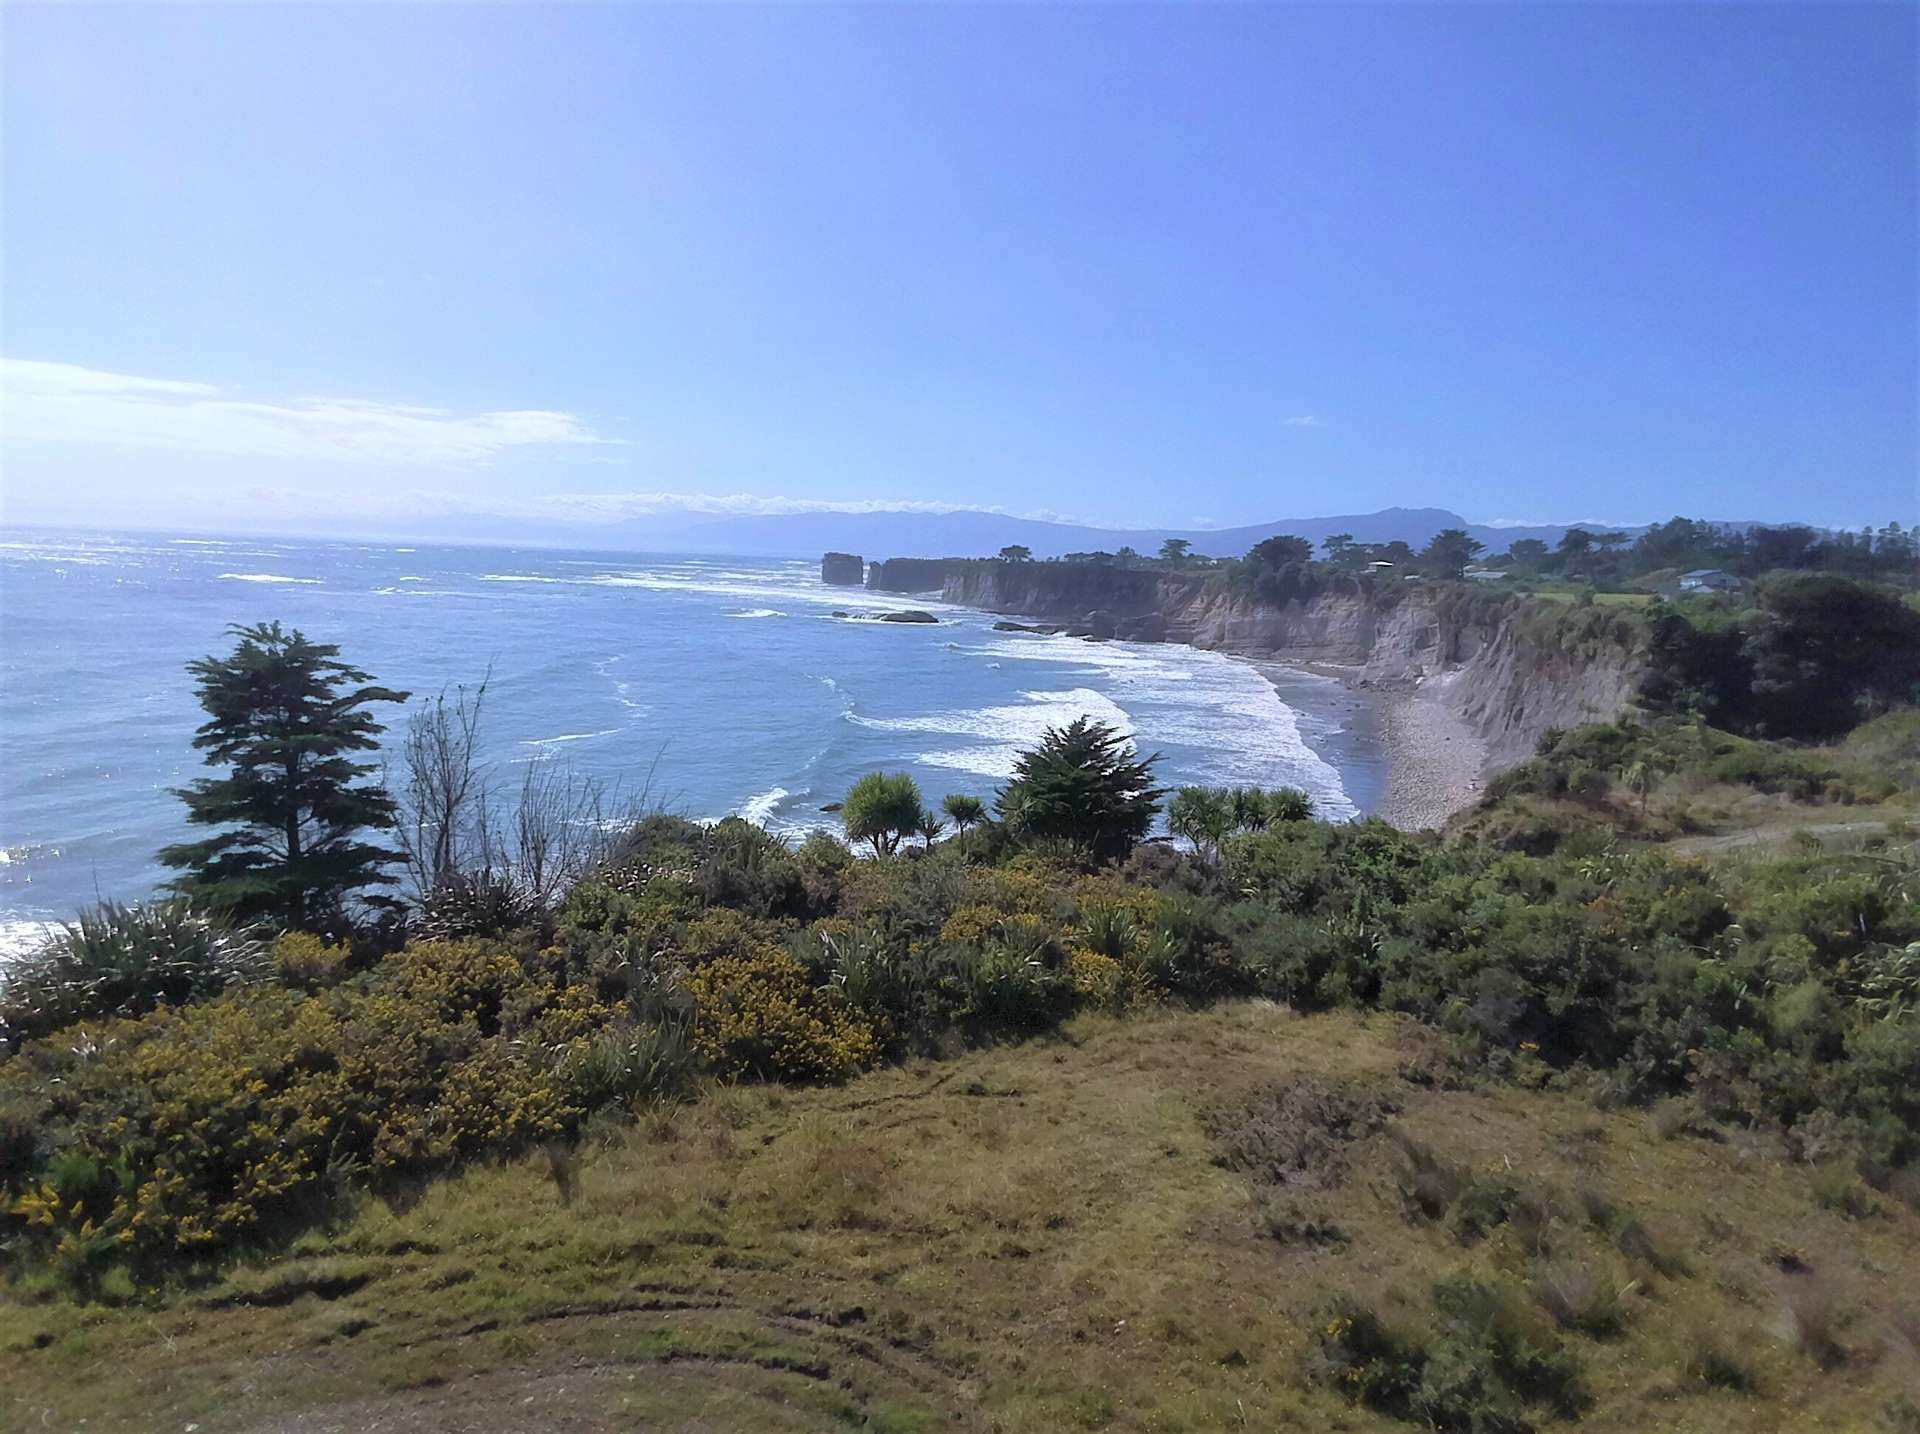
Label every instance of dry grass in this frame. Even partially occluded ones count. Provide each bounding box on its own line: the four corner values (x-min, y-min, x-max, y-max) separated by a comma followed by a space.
3, 1003, 1918, 1432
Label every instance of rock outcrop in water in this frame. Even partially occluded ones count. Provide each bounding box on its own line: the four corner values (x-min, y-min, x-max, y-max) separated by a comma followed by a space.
821, 552, 865, 586
937, 560, 1644, 767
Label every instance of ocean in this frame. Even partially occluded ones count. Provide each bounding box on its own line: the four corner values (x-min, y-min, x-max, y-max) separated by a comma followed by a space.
0, 528, 1374, 947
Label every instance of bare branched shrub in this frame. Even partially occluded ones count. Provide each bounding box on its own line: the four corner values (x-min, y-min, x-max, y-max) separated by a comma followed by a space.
1208, 1078, 1396, 1191
395, 673, 491, 898
498, 758, 641, 909
393, 674, 657, 933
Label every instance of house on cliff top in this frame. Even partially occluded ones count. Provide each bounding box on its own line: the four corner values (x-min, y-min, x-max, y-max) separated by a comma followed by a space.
1677, 568, 1744, 594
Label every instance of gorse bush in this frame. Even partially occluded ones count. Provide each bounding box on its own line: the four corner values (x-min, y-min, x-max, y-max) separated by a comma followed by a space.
271, 931, 352, 992
685, 946, 879, 1082
3, 941, 579, 1281
0, 901, 271, 1047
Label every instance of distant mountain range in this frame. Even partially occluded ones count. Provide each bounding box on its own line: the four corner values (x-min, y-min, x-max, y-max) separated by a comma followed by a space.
659, 506, 1595, 561
97, 504, 1808, 561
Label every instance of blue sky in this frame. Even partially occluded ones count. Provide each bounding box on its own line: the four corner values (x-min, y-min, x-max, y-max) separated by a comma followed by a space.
3, 3, 1913, 536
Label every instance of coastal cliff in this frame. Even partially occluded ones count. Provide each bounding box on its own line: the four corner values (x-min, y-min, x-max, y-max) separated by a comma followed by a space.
867, 557, 966, 592
934, 560, 1644, 768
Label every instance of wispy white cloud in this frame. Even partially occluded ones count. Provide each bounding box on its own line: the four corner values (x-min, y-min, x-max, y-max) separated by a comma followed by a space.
191, 485, 1021, 528
484, 492, 1008, 522
1281, 414, 1325, 428
1, 358, 616, 466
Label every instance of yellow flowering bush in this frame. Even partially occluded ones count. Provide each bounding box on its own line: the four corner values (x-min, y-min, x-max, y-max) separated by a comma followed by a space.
939, 905, 1065, 955
938, 904, 1006, 948
1072, 875, 1164, 930
678, 908, 786, 966
1, 940, 583, 1277
685, 948, 878, 1083
272, 931, 351, 991
1067, 948, 1125, 1008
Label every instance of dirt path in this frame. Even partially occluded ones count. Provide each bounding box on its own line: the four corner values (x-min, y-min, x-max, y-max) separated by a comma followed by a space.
1665, 819, 1905, 856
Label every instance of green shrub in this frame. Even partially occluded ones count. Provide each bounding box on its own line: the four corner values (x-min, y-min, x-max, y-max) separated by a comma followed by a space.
548, 1016, 696, 1112
1528, 1258, 1628, 1338
948, 942, 1072, 1031
796, 829, 854, 873
691, 817, 829, 920
1316, 1278, 1587, 1431
1679, 1323, 1757, 1391
1316, 1296, 1429, 1422
0, 900, 270, 1046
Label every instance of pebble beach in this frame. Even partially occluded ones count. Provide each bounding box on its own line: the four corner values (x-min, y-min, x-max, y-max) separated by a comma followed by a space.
1252, 659, 1488, 832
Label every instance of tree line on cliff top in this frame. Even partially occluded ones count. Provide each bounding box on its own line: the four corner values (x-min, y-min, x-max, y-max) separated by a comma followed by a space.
1033, 515, 1919, 589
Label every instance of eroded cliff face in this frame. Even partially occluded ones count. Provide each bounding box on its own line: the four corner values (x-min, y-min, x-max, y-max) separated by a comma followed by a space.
821, 552, 866, 586
936, 562, 1179, 612
940, 562, 1644, 769
868, 557, 967, 592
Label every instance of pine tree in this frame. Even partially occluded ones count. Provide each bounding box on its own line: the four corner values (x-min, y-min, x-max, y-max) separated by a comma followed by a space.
997, 718, 1162, 860
160, 622, 410, 929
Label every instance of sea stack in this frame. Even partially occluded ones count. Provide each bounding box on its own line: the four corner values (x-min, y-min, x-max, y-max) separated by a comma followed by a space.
821, 552, 865, 586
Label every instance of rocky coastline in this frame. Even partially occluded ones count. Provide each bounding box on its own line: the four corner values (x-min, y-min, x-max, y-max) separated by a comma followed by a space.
863, 556, 1640, 831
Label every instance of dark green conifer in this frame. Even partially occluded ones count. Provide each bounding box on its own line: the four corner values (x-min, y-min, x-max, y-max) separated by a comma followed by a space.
160, 621, 409, 929
996, 717, 1162, 860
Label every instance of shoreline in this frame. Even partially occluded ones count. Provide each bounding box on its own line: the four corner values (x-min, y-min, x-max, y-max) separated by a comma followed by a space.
1246, 656, 1488, 832
955, 590, 1492, 834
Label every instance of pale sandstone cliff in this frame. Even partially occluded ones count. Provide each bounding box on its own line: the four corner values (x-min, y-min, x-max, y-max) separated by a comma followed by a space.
938, 564, 1644, 771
